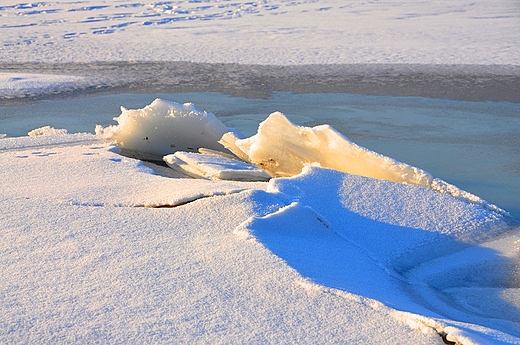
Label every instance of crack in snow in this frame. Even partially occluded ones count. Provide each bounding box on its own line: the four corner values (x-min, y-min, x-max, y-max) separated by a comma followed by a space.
69, 189, 249, 209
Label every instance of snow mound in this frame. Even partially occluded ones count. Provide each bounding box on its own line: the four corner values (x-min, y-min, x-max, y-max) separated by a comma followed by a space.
238, 167, 519, 341
266, 166, 513, 269
28, 126, 68, 137
95, 99, 233, 161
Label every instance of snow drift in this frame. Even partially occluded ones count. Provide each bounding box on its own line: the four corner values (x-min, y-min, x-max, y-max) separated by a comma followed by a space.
3, 113, 519, 345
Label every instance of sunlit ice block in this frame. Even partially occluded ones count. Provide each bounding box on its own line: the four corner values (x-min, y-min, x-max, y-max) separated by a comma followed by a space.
220, 112, 509, 217
95, 98, 234, 161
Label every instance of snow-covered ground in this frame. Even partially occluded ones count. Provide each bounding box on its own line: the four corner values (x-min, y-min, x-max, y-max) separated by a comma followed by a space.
1, 0, 520, 344
1, 0, 519, 65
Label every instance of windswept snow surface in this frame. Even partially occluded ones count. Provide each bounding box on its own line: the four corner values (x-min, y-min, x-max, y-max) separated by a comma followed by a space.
1, 134, 519, 344
0, 0, 519, 65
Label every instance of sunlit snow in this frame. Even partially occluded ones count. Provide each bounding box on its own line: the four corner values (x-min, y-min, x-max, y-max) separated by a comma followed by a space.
1, 0, 520, 343
220, 111, 504, 214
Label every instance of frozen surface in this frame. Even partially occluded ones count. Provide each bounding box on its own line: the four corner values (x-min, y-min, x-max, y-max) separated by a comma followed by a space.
2, 0, 520, 343
2, 91, 519, 219
96, 99, 508, 215
1, 0, 519, 65
164, 151, 271, 181
0, 72, 87, 98
1, 134, 519, 344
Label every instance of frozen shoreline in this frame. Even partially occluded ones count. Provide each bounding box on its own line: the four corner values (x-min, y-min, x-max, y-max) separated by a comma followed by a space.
2, 62, 520, 105
2, 0, 520, 342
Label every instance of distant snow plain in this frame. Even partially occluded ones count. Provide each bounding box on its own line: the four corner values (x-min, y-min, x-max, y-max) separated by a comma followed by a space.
1, 0, 520, 344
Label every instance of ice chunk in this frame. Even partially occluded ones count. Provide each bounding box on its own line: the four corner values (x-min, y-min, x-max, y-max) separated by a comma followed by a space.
28, 126, 68, 136
220, 112, 507, 215
163, 151, 271, 181
220, 112, 434, 185
95, 99, 231, 161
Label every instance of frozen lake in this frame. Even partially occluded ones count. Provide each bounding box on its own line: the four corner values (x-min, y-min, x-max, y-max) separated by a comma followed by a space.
1, 90, 519, 220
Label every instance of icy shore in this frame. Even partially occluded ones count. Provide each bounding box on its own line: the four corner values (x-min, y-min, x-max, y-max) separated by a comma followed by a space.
2, 97, 519, 343
2, 0, 520, 343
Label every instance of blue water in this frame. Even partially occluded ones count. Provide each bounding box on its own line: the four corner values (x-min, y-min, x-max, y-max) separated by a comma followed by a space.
1, 92, 519, 220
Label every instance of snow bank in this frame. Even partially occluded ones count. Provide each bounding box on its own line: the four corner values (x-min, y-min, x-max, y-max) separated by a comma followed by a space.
237, 166, 519, 342
95, 99, 233, 161
265, 166, 512, 269
1, 133, 518, 344
0, 134, 444, 344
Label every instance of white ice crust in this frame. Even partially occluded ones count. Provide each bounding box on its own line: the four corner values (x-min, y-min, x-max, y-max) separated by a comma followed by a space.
0, 73, 87, 98
97, 100, 508, 216
28, 126, 68, 137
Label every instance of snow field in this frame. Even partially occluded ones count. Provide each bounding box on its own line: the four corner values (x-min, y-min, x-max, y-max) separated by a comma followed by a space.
1, 131, 518, 344
1, 0, 520, 342
1, 0, 519, 65
0, 136, 445, 344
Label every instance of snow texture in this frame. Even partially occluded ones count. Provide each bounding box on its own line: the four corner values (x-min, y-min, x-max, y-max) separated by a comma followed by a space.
0, 0, 519, 65
2, 0, 520, 343
1, 134, 519, 344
